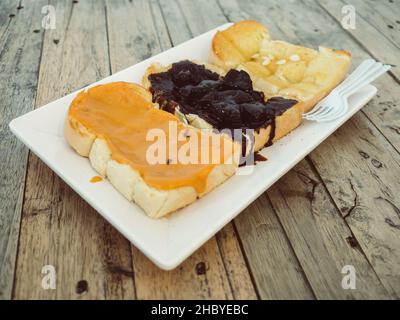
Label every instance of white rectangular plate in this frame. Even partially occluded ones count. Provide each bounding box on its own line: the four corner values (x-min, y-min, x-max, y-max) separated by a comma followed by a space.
10, 23, 377, 270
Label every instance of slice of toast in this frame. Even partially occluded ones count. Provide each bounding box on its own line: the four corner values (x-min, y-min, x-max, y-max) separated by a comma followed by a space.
143, 60, 304, 153
211, 20, 351, 112
65, 82, 239, 218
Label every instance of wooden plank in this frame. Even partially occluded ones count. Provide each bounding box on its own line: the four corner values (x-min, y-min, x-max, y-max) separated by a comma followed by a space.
0, 0, 47, 300
234, 196, 315, 299
225, 1, 400, 296
176, 0, 226, 36
158, 0, 191, 45
215, 224, 258, 299
307, 114, 400, 298
363, 0, 400, 23
105, 0, 256, 299
13, 0, 135, 299
317, 0, 400, 80
132, 239, 232, 299
361, 76, 400, 154
0, 0, 15, 39
267, 161, 391, 299
106, 0, 170, 72
218, 0, 396, 298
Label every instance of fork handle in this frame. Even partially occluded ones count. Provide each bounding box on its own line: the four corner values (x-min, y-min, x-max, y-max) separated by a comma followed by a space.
336, 59, 376, 91
342, 64, 391, 98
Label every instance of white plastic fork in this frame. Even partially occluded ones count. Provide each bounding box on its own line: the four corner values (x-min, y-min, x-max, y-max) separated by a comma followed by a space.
303, 59, 391, 122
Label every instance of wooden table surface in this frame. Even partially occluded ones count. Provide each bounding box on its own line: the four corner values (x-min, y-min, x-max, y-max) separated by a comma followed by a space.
1, 0, 399, 300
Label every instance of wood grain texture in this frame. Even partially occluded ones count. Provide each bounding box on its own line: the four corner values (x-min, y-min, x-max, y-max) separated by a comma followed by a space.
362, 0, 400, 35
132, 239, 232, 299
218, 0, 397, 299
267, 161, 391, 299
4, 0, 399, 300
215, 224, 258, 299
0, 0, 47, 300
158, 0, 192, 46
317, 0, 400, 80
105, 0, 256, 300
234, 196, 315, 299
176, 0, 226, 36
343, 0, 400, 47
308, 115, 400, 298
106, 0, 169, 73
13, 0, 135, 299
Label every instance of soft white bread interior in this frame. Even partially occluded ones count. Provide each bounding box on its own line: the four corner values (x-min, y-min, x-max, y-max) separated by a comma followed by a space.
65, 82, 238, 219
143, 62, 304, 152
211, 20, 351, 112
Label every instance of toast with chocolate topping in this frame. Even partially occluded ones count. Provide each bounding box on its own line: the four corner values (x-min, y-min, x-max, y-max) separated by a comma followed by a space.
143, 60, 304, 152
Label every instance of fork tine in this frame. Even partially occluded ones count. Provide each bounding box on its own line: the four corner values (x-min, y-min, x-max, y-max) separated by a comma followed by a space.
303, 105, 328, 118
303, 101, 324, 116
316, 64, 391, 121
303, 59, 377, 117
306, 104, 336, 119
316, 104, 349, 122
315, 103, 348, 122
303, 100, 330, 117
316, 106, 337, 118
305, 98, 339, 118
303, 59, 391, 122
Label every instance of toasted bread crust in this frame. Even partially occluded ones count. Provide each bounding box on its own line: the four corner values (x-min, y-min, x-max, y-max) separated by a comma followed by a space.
212, 20, 270, 67
65, 83, 238, 218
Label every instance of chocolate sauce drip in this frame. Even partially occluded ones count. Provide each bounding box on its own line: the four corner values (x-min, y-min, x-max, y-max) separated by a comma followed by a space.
254, 152, 268, 163
148, 60, 298, 148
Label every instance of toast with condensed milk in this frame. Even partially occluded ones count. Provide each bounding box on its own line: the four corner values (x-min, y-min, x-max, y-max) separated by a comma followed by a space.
211, 20, 351, 112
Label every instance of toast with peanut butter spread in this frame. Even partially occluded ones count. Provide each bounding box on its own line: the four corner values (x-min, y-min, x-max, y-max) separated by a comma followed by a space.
65, 82, 239, 218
